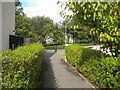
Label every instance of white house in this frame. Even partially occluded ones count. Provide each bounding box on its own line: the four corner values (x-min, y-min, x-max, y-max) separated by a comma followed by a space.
0, 0, 18, 52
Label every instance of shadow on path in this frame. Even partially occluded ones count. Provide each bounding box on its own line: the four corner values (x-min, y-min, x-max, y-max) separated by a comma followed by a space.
41, 50, 58, 88
37, 49, 94, 89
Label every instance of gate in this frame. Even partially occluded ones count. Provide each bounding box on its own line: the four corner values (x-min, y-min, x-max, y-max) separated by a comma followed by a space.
9, 35, 24, 49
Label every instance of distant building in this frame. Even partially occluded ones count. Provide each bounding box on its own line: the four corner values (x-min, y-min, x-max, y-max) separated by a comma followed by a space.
0, 0, 18, 52
65, 35, 73, 44
45, 35, 53, 44
46, 38, 54, 44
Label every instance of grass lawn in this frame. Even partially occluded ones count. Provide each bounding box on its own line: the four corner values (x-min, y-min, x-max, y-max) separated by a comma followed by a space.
60, 54, 66, 60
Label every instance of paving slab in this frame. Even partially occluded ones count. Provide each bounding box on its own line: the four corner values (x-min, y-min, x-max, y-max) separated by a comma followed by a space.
42, 49, 94, 89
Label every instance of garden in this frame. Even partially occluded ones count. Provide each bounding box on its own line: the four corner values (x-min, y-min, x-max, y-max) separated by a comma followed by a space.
1, 1, 120, 89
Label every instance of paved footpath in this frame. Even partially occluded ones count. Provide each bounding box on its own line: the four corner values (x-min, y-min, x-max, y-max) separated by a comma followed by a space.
42, 49, 94, 89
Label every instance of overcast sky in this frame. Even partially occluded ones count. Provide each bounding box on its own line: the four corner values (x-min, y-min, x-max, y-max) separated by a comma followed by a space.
19, 0, 71, 23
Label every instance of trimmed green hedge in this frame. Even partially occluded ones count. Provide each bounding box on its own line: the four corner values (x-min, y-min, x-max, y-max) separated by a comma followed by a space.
80, 56, 120, 88
65, 44, 120, 88
65, 44, 102, 68
45, 45, 65, 50
1, 43, 44, 88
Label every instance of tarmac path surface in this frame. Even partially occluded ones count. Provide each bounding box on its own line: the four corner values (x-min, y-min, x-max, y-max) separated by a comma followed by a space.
41, 49, 94, 89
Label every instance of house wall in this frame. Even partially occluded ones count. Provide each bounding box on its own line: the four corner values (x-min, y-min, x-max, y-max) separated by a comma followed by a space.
0, 1, 15, 52
0, 1, 2, 52
2, 2, 15, 50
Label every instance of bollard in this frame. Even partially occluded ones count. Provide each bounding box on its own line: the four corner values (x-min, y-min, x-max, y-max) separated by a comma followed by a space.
55, 45, 57, 52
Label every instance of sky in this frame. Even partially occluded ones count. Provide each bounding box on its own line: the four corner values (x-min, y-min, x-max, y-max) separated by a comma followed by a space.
19, 0, 71, 23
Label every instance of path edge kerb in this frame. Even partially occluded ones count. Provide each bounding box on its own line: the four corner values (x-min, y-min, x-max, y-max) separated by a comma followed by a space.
63, 58, 96, 89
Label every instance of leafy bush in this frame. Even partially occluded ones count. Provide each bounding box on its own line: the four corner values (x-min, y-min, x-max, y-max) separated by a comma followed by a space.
65, 44, 102, 68
45, 44, 65, 50
65, 44, 120, 88
1, 43, 44, 88
79, 43, 94, 46
80, 56, 120, 88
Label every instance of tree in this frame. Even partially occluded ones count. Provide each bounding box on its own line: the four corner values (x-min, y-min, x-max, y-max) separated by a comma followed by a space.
15, 2, 38, 41
58, 1, 120, 57
30, 16, 57, 44
51, 23, 65, 44
61, 18, 94, 43
15, 2, 65, 44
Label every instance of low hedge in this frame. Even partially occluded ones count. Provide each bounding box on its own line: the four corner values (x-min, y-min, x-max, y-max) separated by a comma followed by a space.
45, 45, 65, 50
65, 44, 102, 68
65, 44, 120, 88
1, 43, 44, 88
80, 56, 120, 88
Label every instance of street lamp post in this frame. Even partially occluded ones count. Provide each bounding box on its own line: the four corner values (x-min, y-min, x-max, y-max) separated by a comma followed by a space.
65, 26, 67, 45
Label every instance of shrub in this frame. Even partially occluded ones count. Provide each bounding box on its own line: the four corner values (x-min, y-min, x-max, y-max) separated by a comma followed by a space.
80, 56, 120, 88
1, 43, 44, 88
45, 44, 65, 50
65, 44, 102, 68
65, 44, 120, 88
